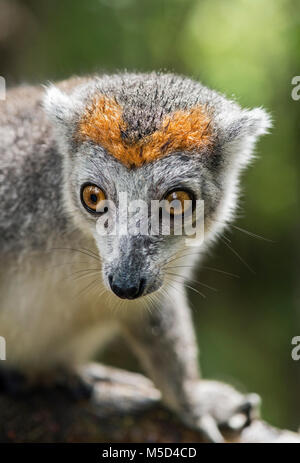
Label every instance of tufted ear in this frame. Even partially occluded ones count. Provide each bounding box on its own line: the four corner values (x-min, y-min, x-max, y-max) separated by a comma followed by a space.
43, 84, 87, 137
217, 106, 272, 144
212, 105, 272, 170
43, 85, 74, 126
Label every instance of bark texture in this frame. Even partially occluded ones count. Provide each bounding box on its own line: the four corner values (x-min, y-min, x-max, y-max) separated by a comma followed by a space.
0, 364, 299, 443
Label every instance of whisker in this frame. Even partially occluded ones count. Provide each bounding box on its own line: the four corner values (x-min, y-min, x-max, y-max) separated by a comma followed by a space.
220, 237, 255, 274
80, 247, 101, 258
167, 264, 239, 279
160, 285, 179, 307
201, 265, 239, 278
165, 272, 217, 292
145, 294, 155, 315
165, 249, 202, 266
61, 267, 100, 284
68, 268, 101, 278
72, 271, 101, 283
165, 276, 206, 299
50, 247, 100, 262
212, 218, 274, 242
75, 277, 100, 299
222, 233, 232, 244
231, 224, 275, 242
182, 282, 206, 299
48, 261, 92, 270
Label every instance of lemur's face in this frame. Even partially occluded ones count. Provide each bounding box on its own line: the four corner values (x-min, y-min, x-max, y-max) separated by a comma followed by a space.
45, 73, 270, 300
69, 144, 216, 299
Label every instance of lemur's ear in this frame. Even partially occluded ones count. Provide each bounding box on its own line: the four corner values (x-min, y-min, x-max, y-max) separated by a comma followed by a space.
43, 84, 84, 132
214, 106, 272, 168
43, 85, 73, 125
217, 107, 272, 144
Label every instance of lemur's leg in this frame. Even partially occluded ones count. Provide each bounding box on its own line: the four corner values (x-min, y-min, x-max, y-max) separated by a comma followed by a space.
121, 290, 260, 443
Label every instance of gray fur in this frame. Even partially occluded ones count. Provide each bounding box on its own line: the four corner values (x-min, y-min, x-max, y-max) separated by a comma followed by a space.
0, 72, 271, 442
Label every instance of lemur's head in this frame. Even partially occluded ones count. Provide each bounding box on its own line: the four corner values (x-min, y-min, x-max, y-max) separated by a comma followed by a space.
44, 73, 271, 301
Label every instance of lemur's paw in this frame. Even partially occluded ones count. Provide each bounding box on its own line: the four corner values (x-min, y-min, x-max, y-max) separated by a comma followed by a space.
77, 363, 161, 414
182, 380, 261, 443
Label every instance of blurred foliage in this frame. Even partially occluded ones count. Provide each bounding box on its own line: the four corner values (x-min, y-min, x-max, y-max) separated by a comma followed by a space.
1, 0, 299, 429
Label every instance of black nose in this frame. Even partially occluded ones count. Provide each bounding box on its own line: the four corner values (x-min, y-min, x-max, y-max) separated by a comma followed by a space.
109, 276, 146, 299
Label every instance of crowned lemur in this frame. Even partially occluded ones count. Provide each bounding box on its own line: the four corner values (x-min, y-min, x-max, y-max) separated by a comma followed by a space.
0, 73, 271, 442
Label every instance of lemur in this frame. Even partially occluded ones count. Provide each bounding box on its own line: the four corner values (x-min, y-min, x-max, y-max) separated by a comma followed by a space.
0, 72, 271, 442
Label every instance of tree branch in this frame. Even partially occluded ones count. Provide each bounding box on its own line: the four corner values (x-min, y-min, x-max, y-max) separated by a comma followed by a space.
0, 364, 299, 443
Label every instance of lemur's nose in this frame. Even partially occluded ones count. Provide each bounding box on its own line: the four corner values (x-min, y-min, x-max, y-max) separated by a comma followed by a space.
108, 275, 146, 299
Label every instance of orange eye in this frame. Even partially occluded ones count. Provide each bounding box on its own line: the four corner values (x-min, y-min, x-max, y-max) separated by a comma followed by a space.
81, 184, 106, 213
164, 190, 193, 216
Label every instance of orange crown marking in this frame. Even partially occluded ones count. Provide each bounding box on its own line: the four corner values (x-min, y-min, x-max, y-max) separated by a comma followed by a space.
77, 95, 214, 168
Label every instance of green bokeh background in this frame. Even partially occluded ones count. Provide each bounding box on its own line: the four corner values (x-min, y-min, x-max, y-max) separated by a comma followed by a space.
2, 0, 299, 429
